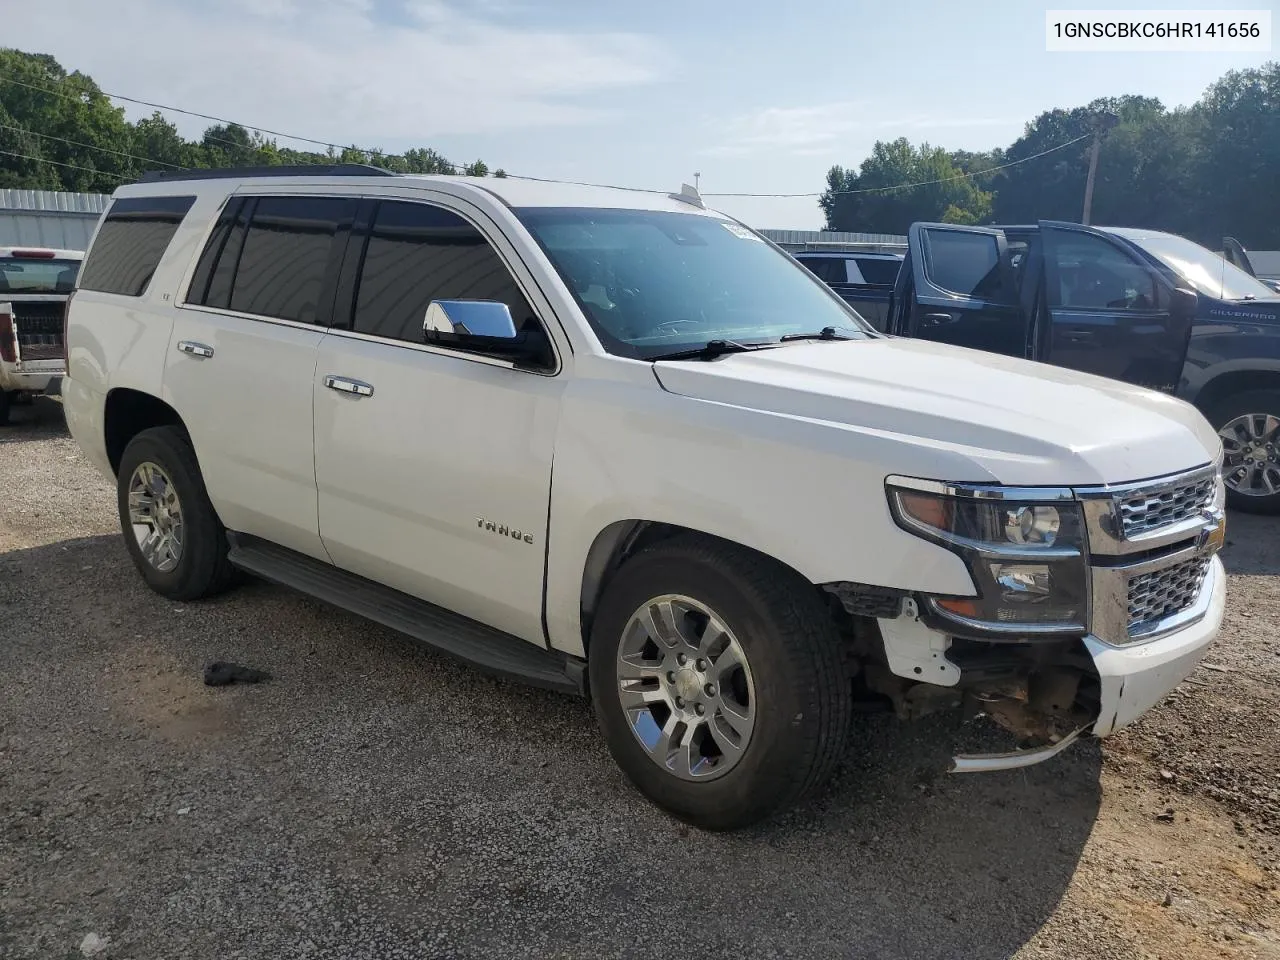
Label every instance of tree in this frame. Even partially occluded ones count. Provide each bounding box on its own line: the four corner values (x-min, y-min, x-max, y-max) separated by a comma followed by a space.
819, 139, 992, 233
0, 48, 499, 191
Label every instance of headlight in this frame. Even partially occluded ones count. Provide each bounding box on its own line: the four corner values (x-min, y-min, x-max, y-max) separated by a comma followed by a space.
887, 480, 1089, 637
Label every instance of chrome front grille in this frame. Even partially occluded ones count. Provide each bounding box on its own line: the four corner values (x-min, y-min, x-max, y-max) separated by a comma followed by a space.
1117, 475, 1216, 539
1078, 464, 1223, 646
1127, 555, 1211, 635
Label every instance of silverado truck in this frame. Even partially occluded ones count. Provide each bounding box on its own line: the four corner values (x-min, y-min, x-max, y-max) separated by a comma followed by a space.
0, 247, 82, 423
888, 221, 1280, 513
64, 168, 1226, 829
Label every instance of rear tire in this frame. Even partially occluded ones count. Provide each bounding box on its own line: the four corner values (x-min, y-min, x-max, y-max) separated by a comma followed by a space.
116, 425, 236, 600
588, 536, 852, 831
1208, 389, 1280, 515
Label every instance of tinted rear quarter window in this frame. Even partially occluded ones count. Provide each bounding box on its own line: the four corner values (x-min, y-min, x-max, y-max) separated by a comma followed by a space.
78, 195, 195, 297
854, 257, 901, 286
350, 200, 535, 342
228, 196, 357, 324
797, 257, 845, 284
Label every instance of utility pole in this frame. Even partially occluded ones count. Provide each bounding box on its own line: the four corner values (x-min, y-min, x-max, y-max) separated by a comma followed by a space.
1081, 112, 1120, 225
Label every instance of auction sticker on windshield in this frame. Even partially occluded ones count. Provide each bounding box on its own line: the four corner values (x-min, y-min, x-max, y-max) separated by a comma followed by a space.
721, 222, 763, 241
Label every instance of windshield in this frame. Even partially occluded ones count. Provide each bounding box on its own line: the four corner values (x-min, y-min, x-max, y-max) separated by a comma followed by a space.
1122, 232, 1278, 301
0, 258, 80, 295
513, 207, 874, 359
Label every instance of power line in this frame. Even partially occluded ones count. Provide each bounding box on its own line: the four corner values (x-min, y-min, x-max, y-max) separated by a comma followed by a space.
0, 147, 131, 181
0, 121, 183, 169
498, 172, 664, 194
0, 71, 1097, 200
703, 132, 1096, 198
0, 73, 465, 172
0, 74, 254, 154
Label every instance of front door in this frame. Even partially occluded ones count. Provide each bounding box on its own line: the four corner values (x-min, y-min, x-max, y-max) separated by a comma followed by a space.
895, 223, 1028, 358
1038, 221, 1190, 393
312, 196, 564, 645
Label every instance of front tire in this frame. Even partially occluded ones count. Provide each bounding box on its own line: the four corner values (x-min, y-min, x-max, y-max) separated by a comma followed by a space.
116, 425, 236, 600
1209, 389, 1280, 514
589, 536, 852, 831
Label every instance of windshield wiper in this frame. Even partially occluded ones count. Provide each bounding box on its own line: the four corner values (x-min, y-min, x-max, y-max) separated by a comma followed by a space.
647, 339, 774, 362
778, 326, 853, 343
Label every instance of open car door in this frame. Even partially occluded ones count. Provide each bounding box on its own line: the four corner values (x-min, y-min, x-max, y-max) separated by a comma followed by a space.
1037, 221, 1195, 395
891, 223, 1029, 359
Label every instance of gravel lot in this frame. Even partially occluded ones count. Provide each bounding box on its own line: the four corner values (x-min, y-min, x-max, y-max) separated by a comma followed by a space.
2, 398, 1278, 960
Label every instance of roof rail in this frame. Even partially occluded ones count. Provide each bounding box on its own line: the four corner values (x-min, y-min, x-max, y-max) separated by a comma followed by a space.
135, 163, 398, 183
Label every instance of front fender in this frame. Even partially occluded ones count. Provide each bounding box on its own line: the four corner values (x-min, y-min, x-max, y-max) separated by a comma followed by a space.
542, 373, 976, 658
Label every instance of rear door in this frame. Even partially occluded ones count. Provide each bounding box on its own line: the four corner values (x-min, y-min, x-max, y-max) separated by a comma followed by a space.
168, 193, 357, 561
1038, 221, 1190, 393
894, 223, 1028, 357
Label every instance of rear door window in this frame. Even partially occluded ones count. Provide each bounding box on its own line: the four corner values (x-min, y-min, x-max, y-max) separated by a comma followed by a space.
78, 195, 195, 297
922, 229, 1005, 300
220, 196, 357, 324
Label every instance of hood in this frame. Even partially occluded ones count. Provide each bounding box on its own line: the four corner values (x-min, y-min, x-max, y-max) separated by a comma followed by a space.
653, 337, 1220, 487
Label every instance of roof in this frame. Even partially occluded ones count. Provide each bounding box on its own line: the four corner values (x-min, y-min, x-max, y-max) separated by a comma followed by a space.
114, 172, 726, 216
1100, 226, 1181, 241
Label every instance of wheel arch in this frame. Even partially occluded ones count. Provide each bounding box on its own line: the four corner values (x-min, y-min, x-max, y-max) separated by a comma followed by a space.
577, 519, 818, 655
103, 388, 187, 476
1190, 366, 1280, 419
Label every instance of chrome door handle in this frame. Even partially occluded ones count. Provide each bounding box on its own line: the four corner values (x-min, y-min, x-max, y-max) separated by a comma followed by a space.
177, 340, 214, 358
323, 375, 374, 398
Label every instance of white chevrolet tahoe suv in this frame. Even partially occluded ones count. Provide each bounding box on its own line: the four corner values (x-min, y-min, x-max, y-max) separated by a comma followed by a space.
64, 165, 1228, 830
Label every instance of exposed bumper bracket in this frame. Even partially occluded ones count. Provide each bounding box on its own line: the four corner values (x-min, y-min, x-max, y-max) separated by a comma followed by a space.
948, 725, 1086, 774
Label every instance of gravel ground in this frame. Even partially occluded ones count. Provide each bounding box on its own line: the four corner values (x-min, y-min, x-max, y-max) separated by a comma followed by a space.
1, 398, 1278, 960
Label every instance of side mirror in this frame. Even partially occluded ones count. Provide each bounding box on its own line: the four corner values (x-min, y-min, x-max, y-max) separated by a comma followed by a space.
422, 299, 550, 368
1170, 287, 1198, 319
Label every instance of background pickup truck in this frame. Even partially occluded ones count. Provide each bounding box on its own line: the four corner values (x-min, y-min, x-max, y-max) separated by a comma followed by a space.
792, 249, 903, 331
0, 246, 82, 424
887, 221, 1280, 513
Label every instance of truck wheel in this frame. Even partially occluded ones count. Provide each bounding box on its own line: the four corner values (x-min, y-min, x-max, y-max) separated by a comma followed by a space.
588, 536, 851, 830
116, 425, 236, 600
0, 390, 10, 426
1210, 390, 1280, 514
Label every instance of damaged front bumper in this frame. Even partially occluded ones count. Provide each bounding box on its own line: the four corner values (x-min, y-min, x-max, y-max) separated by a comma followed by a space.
1088, 555, 1225, 737
939, 555, 1225, 773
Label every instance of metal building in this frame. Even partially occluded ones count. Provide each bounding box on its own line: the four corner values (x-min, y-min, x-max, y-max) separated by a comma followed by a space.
757, 229, 907, 254
0, 189, 110, 251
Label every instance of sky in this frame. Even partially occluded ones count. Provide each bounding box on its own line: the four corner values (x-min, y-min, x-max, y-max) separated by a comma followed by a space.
7, 0, 1277, 229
